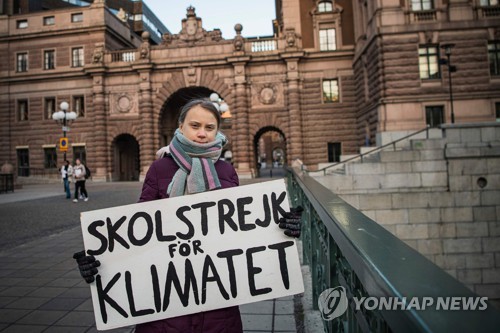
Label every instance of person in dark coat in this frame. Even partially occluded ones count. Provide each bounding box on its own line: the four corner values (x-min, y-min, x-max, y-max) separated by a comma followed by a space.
135, 99, 243, 332
74, 97, 302, 333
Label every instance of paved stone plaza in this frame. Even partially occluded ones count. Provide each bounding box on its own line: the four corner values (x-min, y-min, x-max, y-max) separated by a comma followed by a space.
0, 180, 304, 333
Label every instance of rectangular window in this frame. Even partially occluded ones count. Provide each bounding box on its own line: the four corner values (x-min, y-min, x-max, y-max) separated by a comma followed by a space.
322, 79, 339, 103
327, 142, 341, 163
44, 50, 55, 70
480, 0, 499, 6
319, 28, 336, 51
17, 149, 30, 177
73, 95, 85, 117
17, 100, 29, 121
16, 20, 28, 29
43, 16, 55, 26
419, 45, 440, 79
488, 42, 500, 76
45, 97, 56, 120
71, 13, 83, 23
72, 47, 84, 67
16, 53, 28, 72
425, 105, 444, 128
412, 0, 434, 10
44, 148, 58, 169
318, 1, 333, 12
73, 146, 87, 165
496, 102, 500, 122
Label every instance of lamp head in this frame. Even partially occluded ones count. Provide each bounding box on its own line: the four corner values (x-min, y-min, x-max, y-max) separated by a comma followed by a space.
219, 102, 229, 113
67, 111, 77, 120
60, 101, 69, 111
441, 43, 455, 56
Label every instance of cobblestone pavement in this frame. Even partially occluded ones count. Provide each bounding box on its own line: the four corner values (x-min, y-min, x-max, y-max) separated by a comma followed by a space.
0, 178, 300, 333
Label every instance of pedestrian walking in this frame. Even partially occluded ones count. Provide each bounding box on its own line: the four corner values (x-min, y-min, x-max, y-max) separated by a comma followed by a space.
60, 160, 73, 199
73, 158, 89, 202
74, 96, 302, 332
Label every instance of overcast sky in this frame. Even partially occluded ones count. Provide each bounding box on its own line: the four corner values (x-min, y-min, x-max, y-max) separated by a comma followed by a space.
143, 0, 277, 39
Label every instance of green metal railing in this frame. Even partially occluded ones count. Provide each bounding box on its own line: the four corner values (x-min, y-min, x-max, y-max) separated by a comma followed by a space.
287, 168, 500, 333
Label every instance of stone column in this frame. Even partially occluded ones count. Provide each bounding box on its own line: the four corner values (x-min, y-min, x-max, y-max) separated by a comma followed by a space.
285, 57, 303, 162
230, 60, 252, 178
90, 72, 107, 181
136, 66, 154, 180
234, 81, 252, 178
0, 90, 10, 166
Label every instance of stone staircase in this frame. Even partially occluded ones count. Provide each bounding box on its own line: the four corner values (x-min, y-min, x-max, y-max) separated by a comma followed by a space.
309, 123, 500, 308
312, 133, 448, 194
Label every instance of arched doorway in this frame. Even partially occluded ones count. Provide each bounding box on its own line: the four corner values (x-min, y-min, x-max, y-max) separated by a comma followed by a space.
112, 134, 140, 181
159, 86, 233, 149
254, 127, 286, 178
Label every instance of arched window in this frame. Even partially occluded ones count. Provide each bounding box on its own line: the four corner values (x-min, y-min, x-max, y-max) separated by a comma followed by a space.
318, 1, 333, 13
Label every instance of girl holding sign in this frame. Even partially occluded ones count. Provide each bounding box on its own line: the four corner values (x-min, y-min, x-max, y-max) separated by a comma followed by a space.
74, 95, 302, 332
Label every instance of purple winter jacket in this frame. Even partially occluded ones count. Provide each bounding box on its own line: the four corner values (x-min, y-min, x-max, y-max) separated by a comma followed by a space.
139, 155, 240, 202
136, 155, 243, 333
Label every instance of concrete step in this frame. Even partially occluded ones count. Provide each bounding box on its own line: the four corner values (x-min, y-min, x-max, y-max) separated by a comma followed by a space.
344, 160, 448, 175
411, 138, 446, 150
359, 146, 379, 155
326, 165, 346, 175
311, 173, 449, 194
380, 150, 422, 163
376, 128, 443, 146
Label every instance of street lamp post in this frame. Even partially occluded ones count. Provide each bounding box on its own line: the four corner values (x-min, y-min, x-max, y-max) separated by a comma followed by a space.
52, 101, 77, 161
440, 43, 457, 124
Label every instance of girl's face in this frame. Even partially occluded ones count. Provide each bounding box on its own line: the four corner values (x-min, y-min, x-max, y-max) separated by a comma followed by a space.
179, 105, 218, 144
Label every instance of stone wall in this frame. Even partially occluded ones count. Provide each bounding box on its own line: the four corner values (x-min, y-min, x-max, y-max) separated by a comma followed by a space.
313, 123, 500, 306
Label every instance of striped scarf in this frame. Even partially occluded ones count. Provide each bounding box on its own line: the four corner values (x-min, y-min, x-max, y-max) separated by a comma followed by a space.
167, 129, 227, 197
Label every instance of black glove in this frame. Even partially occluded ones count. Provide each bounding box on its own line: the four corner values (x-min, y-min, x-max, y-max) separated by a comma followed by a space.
73, 250, 100, 283
279, 206, 303, 238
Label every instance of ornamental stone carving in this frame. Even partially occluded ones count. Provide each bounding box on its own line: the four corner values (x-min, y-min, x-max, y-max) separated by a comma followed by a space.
284, 27, 301, 50
209, 29, 223, 42
285, 28, 297, 47
112, 93, 136, 114
92, 43, 104, 64
161, 6, 225, 47
233, 24, 245, 52
183, 66, 201, 86
259, 85, 277, 105
140, 32, 150, 60
117, 94, 132, 113
252, 83, 282, 107
117, 8, 126, 22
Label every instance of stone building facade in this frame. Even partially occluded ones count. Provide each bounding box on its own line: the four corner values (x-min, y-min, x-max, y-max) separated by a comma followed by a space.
0, 0, 499, 182
352, 0, 500, 145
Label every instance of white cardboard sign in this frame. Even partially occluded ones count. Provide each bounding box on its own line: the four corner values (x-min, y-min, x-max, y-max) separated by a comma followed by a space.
80, 179, 304, 330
